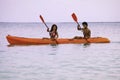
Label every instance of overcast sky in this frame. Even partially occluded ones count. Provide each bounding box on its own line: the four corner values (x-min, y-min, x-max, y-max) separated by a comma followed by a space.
0, 0, 120, 22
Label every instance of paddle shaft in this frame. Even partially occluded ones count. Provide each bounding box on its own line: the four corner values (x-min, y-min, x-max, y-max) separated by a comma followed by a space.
44, 23, 49, 29
76, 22, 80, 25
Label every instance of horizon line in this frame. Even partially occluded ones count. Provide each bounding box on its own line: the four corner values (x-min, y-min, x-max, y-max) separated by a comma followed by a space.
0, 21, 120, 23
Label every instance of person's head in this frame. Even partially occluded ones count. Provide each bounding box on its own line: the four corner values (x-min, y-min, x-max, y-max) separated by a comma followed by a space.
50, 24, 58, 32
82, 22, 88, 28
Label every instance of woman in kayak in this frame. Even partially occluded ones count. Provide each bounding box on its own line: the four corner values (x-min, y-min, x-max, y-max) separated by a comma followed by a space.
47, 24, 59, 39
74, 22, 91, 39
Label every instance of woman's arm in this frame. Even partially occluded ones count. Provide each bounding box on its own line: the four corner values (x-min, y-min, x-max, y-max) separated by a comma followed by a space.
56, 32, 59, 39
47, 28, 50, 32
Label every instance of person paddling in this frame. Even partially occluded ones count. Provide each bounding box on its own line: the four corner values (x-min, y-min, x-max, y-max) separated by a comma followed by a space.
47, 24, 59, 39
71, 13, 91, 40
76, 22, 91, 39
39, 15, 59, 40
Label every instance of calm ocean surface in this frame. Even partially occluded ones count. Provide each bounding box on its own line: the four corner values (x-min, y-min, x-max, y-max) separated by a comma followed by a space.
0, 22, 120, 80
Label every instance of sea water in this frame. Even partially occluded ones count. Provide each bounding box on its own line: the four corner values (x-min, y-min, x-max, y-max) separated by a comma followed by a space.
0, 22, 120, 80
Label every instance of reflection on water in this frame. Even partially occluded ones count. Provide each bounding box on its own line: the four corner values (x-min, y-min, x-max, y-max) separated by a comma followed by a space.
49, 45, 59, 55
83, 43, 91, 48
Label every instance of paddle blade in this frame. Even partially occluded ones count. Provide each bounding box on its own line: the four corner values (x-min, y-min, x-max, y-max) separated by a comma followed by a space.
71, 13, 78, 22
39, 15, 48, 29
40, 15, 45, 23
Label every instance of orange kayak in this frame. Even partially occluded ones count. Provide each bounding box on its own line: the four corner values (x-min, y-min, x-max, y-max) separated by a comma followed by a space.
6, 35, 110, 45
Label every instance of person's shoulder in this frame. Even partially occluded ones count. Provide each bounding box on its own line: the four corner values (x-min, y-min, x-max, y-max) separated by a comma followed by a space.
56, 31, 58, 34
88, 28, 91, 32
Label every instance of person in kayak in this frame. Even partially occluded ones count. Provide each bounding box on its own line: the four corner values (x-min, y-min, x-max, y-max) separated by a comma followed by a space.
74, 22, 91, 39
47, 24, 59, 39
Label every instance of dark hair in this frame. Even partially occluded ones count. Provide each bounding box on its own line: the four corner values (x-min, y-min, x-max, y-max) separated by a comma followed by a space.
50, 24, 58, 32
82, 22, 88, 26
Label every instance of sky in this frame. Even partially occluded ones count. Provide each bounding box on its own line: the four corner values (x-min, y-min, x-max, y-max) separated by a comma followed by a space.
0, 0, 120, 22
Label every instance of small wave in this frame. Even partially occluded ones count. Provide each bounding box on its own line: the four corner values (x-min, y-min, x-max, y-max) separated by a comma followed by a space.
0, 50, 6, 53
110, 41, 120, 43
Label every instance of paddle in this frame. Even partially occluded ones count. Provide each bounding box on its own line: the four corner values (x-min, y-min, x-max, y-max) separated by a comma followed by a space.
39, 15, 49, 29
71, 13, 80, 25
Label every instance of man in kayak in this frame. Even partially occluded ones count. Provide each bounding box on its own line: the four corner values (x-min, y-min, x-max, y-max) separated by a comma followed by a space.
47, 24, 59, 39
74, 22, 91, 39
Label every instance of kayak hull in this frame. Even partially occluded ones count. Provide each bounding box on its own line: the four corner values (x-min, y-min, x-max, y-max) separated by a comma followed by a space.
6, 35, 110, 45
